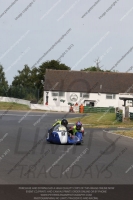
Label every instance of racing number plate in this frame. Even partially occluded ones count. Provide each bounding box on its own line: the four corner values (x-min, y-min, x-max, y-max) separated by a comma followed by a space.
61, 131, 65, 136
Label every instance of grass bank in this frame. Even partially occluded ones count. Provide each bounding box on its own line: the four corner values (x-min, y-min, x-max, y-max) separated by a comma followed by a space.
68, 113, 133, 128
0, 102, 30, 110
113, 130, 133, 138
68, 113, 133, 138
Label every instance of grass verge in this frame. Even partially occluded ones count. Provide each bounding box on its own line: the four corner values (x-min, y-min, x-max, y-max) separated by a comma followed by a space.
68, 113, 133, 138
113, 130, 133, 138
0, 102, 30, 110
68, 113, 133, 128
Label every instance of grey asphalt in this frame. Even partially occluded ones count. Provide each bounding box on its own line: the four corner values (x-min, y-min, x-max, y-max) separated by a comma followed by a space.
0, 111, 133, 184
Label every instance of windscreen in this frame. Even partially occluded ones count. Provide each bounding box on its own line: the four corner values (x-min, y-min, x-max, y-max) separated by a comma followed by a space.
53, 124, 67, 132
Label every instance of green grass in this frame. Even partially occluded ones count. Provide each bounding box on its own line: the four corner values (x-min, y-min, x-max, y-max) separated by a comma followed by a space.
68, 113, 133, 128
114, 130, 133, 138
0, 102, 30, 110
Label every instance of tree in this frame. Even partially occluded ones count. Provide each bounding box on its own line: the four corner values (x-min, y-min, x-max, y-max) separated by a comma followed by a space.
81, 57, 119, 72
81, 57, 104, 71
0, 65, 8, 96
11, 65, 38, 100
11, 60, 70, 101
81, 66, 119, 72
38, 60, 70, 76
37, 60, 70, 98
81, 66, 104, 71
12, 65, 32, 87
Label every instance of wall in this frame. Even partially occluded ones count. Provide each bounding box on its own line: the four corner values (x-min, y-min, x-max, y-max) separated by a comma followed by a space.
30, 104, 70, 112
44, 91, 82, 107
0, 96, 78, 112
0, 96, 30, 107
88, 93, 119, 107
44, 91, 133, 109
129, 107, 133, 113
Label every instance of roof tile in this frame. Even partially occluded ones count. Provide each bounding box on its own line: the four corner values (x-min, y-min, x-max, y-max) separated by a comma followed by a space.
44, 69, 133, 93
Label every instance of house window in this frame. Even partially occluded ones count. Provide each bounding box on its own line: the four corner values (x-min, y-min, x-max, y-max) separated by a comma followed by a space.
80, 93, 89, 98
119, 93, 129, 95
52, 92, 58, 96
106, 94, 116, 99
59, 92, 65, 97
83, 93, 89, 98
52, 92, 65, 97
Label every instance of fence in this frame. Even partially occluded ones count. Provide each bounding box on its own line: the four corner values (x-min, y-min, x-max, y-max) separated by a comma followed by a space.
129, 112, 133, 120
0, 97, 31, 107
116, 112, 123, 122
83, 106, 115, 113
1, 86, 40, 102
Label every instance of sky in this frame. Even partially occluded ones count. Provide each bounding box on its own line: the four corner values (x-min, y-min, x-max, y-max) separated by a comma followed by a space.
0, 0, 133, 85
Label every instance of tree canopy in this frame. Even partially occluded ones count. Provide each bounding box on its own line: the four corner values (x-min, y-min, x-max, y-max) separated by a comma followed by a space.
0, 65, 8, 96
81, 66, 118, 72
8, 60, 70, 101
81, 66, 104, 71
0, 59, 119, 101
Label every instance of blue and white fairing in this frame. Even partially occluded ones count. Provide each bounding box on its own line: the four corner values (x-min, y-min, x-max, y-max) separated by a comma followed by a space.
46, 124, 68, 144
46, 124, 83, 145
67, 131, 83, 144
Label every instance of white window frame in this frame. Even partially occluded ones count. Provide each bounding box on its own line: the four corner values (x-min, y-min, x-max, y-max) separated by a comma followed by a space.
59, 92, 65, 97
119, 93, 130, 95
128, 100, 132, 103
80, 93, 89, 98
52, 92, 59, 97
52, 91, 65, 97
106, 94, 116, 99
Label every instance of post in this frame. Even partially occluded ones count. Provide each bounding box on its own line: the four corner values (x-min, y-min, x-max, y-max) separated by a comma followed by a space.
46, 92, 49, 105
37, 89, 39, 102
124, 100, 126, 106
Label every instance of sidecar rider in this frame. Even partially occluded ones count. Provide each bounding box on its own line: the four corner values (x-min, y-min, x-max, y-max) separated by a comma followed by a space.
69, 121, 84, 137
53, 118, 68, 129
49, 119, 69, 134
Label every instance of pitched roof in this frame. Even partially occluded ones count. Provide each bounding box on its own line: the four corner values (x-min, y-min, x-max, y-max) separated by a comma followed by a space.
44, 69, 133, 94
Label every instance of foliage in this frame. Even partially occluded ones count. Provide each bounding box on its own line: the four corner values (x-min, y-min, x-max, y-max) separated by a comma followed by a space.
35, 60, 70, 98
7, 86, 38, 101
81, 66, 119, 72
0, 60, 120, 101
81, 66, 104, 71
0, 65, 8, 96
8, 60, 70, 100
12, 65, 33, 87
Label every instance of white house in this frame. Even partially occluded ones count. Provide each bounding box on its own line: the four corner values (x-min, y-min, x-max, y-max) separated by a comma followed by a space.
43, 69, 133, 111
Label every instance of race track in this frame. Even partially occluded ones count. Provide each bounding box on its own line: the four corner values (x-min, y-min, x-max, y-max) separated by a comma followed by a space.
0, 111, 133, 184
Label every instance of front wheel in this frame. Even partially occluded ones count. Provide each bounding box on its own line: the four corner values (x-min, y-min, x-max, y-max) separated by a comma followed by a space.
46, 132, 49, 140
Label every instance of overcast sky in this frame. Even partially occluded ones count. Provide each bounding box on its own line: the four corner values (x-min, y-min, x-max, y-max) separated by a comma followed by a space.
0, 0, 133, 84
